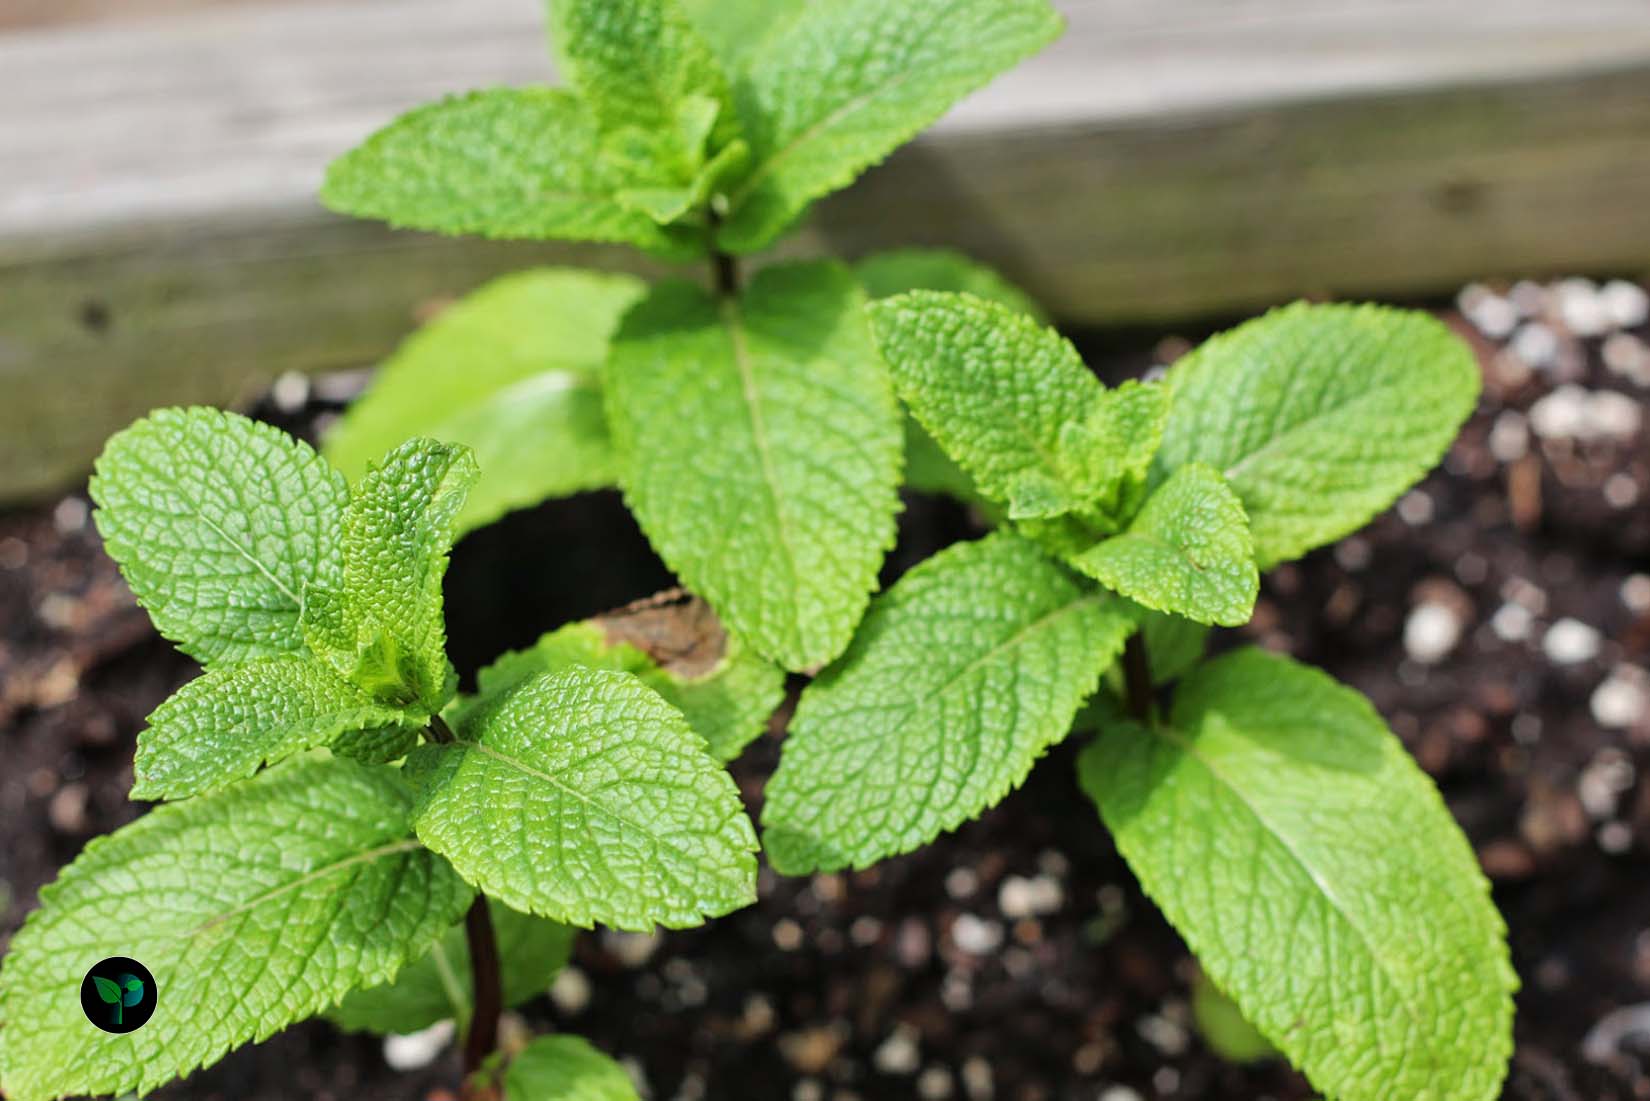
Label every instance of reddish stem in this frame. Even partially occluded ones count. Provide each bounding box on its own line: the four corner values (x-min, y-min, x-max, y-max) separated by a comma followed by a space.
1122, 632, 1154, 722
462, 896, 502, 1075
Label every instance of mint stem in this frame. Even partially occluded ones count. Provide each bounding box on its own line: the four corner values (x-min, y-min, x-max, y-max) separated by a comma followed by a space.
712, 250, 740, 297
1122, 631, 1153, 722
427, 714, 456, 744
706, 209, 741, 297
461, 897, 502, 1075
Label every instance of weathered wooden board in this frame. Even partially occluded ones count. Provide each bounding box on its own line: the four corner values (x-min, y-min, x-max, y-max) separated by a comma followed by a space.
0, 0, 288, 31
3, 0, 1650, 500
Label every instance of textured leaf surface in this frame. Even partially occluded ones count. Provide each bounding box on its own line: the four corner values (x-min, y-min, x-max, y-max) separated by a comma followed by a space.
322, 89, 703, 259
1070, 463, 1258, 627
332, 899, 574, 1035
306, 440, 477, 711
1192, 971, 1277, 1064
679, 0, 805, 75
325, 269, 644, 532
409, 668, 758, 930
1082, 380, 1172, 504
902, 419, 989, 505
870, 291, 1157, 521
647, 640, 783, 763
330, 721, 424, 766
607, 261, 901, 671
857, 250, 1041, 503
473, 619, 783, 763
856, 248, 1046, 321
763, 532, 1135, 873
132, 657, 414, 800
90, 407, 348, 665
1152, 302, 1480, 568
504, 1035, 639, 1101
550, 0, 730, 149
1080, 649, 1516, 1101
717, 0, 1062, 251
0, 760, 472, 1101
1138, 610, 1209, 686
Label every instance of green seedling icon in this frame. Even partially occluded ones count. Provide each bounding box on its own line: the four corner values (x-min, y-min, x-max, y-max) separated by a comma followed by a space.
91, 973, 144, 1027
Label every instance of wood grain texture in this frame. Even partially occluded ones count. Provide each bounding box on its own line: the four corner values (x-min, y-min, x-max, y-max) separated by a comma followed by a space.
2, 0, 1650, 500
0, 0, 281, 32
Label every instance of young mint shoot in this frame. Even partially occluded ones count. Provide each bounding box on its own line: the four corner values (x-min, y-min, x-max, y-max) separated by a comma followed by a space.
320, 0, 1063, 673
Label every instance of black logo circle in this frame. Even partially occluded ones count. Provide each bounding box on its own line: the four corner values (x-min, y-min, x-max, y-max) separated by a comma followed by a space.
80, 957, 157, 1033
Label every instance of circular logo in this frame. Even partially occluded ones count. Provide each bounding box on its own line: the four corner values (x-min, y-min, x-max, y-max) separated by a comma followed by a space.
80, 957, 156, 1034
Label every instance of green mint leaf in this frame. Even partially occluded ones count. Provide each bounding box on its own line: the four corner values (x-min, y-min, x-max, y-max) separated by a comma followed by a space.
321, 89, 704, 260
549, 0, 733, 161
328, 721, 424, 766
1137, 610, 1209, 686
1151, 302, 1480, 569
1068, 463, 1259, 627
0, 759, 472, 1101
1008, 379, 1173, 561
504, 1035, 640, 1101
305, 439, 478, 711
594, 90, 734, 211
763, 532, 1136, 874
616, 184, 697, 224
678, 0, 805, 76
90, 407, 348, 665
870, 291, 1141, 521
692, 134, 751, 196
90, 976, 121, 1006
1076, 379, 1173, 507
607, 261, 901, 672
332, 899, 574, 1035
613, 137, 750, 227
902, 419, 991, 507
472, 607, 783, 764
857, 250, 1042, 505
408, 667, 758, 931
1080, 649, 1516, 1101
645, 630, 785, 763
1192, 971, 1277, 1064
856, 248, 1047, 322
324, 269, 644, 533
673, 93, 722, 162
716, 0, 1063, 252
132, 657, 415, 801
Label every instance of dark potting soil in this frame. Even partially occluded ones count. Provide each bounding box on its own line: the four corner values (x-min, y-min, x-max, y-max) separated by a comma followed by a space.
1, 286, 1648, 1101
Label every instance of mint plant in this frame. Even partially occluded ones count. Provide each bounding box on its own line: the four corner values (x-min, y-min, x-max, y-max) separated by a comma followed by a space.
0, 407, 759, 1100
760, 293, 1519, 1100
319, 0, 1064, 673
321, 0, 1518, 1075
0, 0, 1523, 1096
